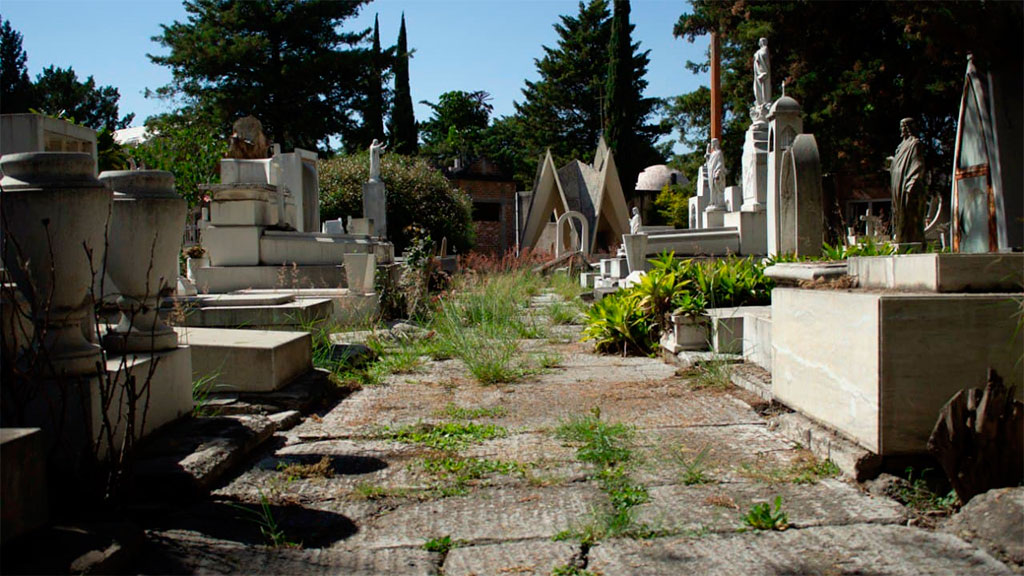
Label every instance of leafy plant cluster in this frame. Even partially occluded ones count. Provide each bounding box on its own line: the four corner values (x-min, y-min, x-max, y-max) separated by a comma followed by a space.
384, 421, 508, 451
741, 496, 789, 531
554, 408, 658, 542
583, 253, 774, 356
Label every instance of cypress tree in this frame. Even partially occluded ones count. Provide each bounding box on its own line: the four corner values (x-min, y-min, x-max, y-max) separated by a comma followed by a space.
605, 0, 635, 194
389, 13, 418, 154
366, 14, 385, 143
0, 17, 35, 114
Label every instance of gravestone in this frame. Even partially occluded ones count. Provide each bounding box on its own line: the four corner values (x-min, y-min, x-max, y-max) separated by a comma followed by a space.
689, 166, 710, 229
766, 95, 804, 256
362, 181, 387, 239
776, 134, 824, 256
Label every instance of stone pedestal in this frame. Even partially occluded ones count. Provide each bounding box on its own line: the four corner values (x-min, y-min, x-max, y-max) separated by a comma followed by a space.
725, 186, 743, 213
723, 210, 768, 256
0, 152, 111, 376
703, 205, 726, 228
343, 253, 376, 293
741, 124, 769, 211
622, 234, 648, 273
689, 167, 710, 229
99, 170, 184, 352
362, 181, 387, 239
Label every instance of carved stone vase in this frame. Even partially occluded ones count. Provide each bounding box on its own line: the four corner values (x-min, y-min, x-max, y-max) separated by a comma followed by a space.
0, 153, 112, 375
98, 170, 184, 352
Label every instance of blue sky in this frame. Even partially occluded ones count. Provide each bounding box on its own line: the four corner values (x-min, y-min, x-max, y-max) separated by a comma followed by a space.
3, 0, 708, 149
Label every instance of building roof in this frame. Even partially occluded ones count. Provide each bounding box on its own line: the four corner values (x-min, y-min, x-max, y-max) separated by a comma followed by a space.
635, 164, 688, 191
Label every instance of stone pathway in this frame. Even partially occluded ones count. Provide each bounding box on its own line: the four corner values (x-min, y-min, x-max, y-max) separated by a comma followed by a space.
139, 304, 1015, 575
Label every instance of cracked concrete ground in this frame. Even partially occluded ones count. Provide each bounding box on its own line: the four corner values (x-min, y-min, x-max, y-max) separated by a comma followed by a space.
140, 307, 1016, 575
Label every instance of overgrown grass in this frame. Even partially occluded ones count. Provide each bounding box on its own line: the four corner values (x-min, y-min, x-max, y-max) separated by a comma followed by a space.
555, 408, 634, 466
738, 452, 840, 484
384, 421, 508, 450
433, 403, 507, 420
688, 357, 734, 390
889, 467, 959, 513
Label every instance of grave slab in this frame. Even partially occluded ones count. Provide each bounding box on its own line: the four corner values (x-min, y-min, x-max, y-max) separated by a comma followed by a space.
772, 288, 1023, 455
849, 252, 1024, 292
175, 327, 312, 392
177, 296, 333, 329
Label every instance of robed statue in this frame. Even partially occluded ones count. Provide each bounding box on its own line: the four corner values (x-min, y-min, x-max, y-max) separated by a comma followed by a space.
752, 38, 771, 120
369, 139, 387, 182
888, 118, 927, 243
706, 138, 726, 207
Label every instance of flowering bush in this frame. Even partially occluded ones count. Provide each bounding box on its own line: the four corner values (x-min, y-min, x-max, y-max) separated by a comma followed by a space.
319, 152, 474, 254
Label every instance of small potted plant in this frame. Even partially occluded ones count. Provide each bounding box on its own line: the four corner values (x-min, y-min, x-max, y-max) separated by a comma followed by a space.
669, 291, 709, 351
184, 244, 210, 281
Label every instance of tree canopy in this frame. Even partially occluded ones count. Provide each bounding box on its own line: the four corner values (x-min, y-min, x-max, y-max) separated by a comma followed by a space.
667, 1, 1024, 194
512, 0, 666, 190
420, 90, 493, 166
0, 16, 33, 114
149, 0, 372, 152
33, 65, 133, 130
389, 13, 418, 155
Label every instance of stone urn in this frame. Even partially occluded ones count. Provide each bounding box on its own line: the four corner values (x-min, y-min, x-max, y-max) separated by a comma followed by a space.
0, 153, 112, 376
98, 170, 185, 352
670, 313, 710, 351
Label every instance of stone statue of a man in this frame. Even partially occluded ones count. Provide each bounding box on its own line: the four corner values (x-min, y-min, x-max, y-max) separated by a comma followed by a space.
706, 138, 726, 207
369, 139, 387, 182
629, 206, 643, 234
889, 118, 927, 243
752, 38, 771, 120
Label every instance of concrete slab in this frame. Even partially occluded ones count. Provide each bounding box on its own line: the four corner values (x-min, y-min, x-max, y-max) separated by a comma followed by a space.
191, 265, 346, 293
141, 530, 437, 575
176, 327, 312, 392
772, 288, 1024, 455
849, 253, 1024, 293
943, 487, 1024, 567
635, 479, 904, 534
195, 293, 295, 307
764, 261, 848, 283
444, 540, 579, 576
588, 524, 1012, 575
345, 485, 603, 549
177, 297, 333, 329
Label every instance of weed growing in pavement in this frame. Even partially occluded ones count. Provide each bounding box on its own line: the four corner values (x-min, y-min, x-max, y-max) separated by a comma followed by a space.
418, 456, 527, 496
546, 299, 582, 326
532, 351, 564, 370
689, 357, 734, 390
191, 371, 222, 417
384, 421, 508, 450
738, 452, 840, 485
276, 456, 334, 480
228, 490, 298, 548
551, 565, 598, 576
433, 403, 508, 420
351, 482, 410, 501
890, 467, 959, 513
555, 407, 634, 466
678, 445, 713, 485
740, 496, 789, 531
554, 408, 660, 542
422, 535, 461, 554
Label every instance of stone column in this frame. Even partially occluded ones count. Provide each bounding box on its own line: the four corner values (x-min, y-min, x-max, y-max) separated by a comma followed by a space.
99, 170, 185, 352
0, 152, 112, 376
362, 181, 387, 239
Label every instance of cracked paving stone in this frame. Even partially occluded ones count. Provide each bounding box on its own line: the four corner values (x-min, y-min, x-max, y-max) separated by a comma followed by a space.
338, 484, 603, 549
587, 524, 1012, 576
443, 540, 580, 576
636, 479, 905, 534
141, 530, 438, 575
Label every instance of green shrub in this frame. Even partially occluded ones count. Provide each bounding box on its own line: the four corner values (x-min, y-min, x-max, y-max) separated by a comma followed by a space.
319, 152, 474, 253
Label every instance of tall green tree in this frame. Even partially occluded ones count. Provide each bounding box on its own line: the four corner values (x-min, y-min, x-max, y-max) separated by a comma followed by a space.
513, 0, 666, 188
366, 14, 386, 144
0, 16, 34, 114
420, 90, 492, 166
668, 1, 1023, 194
389, 13, 418, 154
33, 65, 133, 130
150, 0, 372, 152
604, 0, 635, 193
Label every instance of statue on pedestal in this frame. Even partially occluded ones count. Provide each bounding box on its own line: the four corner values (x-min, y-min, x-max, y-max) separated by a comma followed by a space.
629, 206, 643, 234
706, 138, 726, 207
752, 38, 771, 123
888, 118, 927, 243
369, 139, 387, 182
